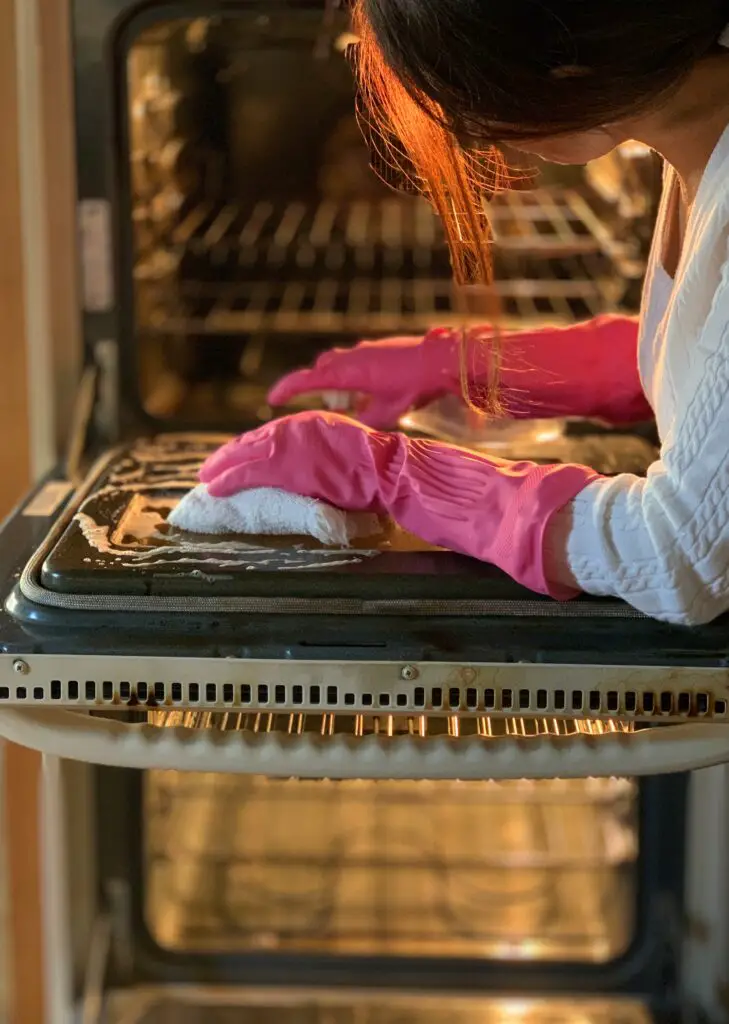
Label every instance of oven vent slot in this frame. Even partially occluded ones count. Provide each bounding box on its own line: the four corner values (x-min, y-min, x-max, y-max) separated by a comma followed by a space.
2, 678, 725, 720
145, 709, 638, 739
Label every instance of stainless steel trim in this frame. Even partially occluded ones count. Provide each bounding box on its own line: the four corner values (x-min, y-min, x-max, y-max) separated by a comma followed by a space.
1, 654, 728, 719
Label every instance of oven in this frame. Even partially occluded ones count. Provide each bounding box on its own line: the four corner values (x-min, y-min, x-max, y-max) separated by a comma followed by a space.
2, 2, 729, 1022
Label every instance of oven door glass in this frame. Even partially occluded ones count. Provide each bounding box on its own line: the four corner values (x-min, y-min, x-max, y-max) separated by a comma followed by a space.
144, 769, 637, 962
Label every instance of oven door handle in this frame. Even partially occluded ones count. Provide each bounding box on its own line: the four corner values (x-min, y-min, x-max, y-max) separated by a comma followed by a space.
1, 707, 729, 777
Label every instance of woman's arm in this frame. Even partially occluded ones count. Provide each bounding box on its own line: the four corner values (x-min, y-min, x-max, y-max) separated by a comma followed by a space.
498, 315, 652, 425
268, 315, 653, 428
544, 315, 729, 625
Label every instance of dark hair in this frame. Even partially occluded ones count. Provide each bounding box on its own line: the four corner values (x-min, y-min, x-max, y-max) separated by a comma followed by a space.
358, 0, 729, 147
353, 0, 728, 409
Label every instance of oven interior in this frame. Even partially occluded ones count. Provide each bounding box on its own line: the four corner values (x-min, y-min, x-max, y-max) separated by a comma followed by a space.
53, 4, 693, 1020
43, 3, 663, 603
124, 9, 659, 432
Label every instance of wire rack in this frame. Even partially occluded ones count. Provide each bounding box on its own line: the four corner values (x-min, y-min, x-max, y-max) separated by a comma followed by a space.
144, 751, 637, 960
142, 189, 624, 259
162, 190, 610, 257
134, 191, 632, 337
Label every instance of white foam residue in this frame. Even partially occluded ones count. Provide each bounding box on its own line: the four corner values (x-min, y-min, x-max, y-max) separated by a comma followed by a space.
71, 435, 382, 574
74, 510, 374, 572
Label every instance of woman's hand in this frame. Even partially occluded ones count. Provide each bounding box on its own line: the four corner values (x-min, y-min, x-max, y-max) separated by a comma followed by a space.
267, 329, 462, 428
268, 315, 652, 429
200, 411, 397, 513
200, 410, 599, 597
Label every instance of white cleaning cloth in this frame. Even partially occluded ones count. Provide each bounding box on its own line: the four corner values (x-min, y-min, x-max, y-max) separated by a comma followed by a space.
167, 484, 382, 547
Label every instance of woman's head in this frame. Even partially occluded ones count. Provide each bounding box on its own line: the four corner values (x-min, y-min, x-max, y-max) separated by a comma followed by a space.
353, 0, 729, 279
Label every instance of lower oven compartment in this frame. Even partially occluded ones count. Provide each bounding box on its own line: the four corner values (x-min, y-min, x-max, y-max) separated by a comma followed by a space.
95, 763, 688, 1018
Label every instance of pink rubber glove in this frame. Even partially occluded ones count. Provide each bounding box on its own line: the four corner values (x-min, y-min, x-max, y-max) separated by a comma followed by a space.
199, 411, 600, 598
268, 316, 652, 428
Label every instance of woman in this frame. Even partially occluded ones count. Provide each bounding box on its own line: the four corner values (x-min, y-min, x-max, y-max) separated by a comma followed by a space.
201, 0, 729, 626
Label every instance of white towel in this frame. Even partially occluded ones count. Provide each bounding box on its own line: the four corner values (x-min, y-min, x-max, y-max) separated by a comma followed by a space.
167, 484, 381, 547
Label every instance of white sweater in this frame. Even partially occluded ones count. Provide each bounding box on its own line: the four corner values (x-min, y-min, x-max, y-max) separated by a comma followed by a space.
549, 127, 729, 626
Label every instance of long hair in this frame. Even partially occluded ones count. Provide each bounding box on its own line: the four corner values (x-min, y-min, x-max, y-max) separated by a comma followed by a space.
353, 2, 508, 411
352, 0, 729, 411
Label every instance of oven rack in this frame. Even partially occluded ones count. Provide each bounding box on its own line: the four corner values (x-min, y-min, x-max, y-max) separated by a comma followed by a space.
134, 190, 634, 333
138, 708, 646, 772
150, 190, 626, 261
144, 772, 635, 958
141, 270, 612, 336
147, 709, 638, 740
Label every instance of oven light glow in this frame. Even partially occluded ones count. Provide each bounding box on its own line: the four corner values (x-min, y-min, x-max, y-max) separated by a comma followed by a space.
492, 939, 546, 960
495, 999, 616, 1023
495, 1003, 528, 1019
496, 1000, 537, 1020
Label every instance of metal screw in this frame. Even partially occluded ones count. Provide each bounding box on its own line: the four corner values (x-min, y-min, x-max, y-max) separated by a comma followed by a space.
400, 665, 419, 682
13, 659, 29, 675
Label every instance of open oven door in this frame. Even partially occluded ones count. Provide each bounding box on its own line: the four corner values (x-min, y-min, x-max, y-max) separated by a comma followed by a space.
3, 449, 729, 780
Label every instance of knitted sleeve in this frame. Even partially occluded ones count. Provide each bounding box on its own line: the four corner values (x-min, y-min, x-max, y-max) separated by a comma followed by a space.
545, 259, 729, 625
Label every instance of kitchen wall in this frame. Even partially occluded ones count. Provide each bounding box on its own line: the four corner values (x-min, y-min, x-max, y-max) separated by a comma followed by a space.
0, 0, 31, 1013
0, 0, 79, 1016
0, 0, 31, 521
0, 0, 79, 517
0, 750, 6, 1024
